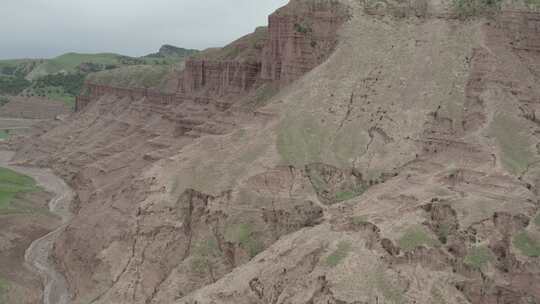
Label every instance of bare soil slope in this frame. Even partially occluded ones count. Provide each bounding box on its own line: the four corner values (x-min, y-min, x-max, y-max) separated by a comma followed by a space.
10, 0, 540, 303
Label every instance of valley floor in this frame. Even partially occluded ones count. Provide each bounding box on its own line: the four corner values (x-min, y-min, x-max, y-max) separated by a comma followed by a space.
0, 150, 74, 304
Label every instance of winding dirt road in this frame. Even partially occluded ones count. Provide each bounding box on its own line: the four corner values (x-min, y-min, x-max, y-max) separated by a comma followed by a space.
0, 150, 73, 304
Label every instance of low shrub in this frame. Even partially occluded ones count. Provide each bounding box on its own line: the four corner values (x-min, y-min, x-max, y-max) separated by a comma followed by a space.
452, 0, 503, 18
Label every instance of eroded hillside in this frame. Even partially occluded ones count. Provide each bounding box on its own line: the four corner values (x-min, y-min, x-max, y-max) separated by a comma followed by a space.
10, 0, 540, 303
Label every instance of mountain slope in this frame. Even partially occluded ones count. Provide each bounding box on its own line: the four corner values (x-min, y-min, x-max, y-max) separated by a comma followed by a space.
9, 0, 540, 303
0, 46, 198, 105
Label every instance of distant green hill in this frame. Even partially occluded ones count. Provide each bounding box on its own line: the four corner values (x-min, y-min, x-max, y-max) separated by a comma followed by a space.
0, 45, 198, 107
143, 44, 198, 62
86, 64, 174, 92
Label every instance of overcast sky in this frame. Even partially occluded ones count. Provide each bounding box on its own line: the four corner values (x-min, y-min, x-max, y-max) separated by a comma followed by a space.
0, 0, 289, 59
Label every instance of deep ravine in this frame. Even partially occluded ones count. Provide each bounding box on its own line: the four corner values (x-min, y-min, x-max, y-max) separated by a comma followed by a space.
0, 150, 73, 304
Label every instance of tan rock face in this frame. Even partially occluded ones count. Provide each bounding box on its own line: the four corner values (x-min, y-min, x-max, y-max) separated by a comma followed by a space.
260, 0, 350, 83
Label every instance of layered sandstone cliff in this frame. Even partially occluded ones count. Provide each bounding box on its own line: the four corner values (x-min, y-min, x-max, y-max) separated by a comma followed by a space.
77, 0, 350, 112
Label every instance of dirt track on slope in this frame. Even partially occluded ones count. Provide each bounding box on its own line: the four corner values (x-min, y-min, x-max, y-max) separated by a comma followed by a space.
0, 150, 73, 304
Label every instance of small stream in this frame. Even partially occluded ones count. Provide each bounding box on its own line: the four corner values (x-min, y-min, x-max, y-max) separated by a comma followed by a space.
0, 151, 73, 304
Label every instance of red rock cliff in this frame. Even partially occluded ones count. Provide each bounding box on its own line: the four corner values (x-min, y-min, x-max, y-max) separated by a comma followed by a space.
175, 0, 350, 105
261, 0, 350, 83
78, 0, 350, 112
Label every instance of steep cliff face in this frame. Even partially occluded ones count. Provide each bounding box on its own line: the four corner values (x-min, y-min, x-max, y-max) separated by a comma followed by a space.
179, 60, 262, 102
78, 0, 350, 113
180, 0, 349, 94
12, 0, 540, 303
261, 0, 350, 83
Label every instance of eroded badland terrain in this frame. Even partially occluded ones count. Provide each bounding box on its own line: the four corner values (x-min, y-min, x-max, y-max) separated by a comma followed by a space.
2, 0, 540, 303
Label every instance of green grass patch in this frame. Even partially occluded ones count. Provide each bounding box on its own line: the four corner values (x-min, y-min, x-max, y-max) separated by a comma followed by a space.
0, 130, 9, 140
335, 190, 363, 202
326, 241, 352, 267
0, 96, 9, 107
525, 0, 540, 8
0, 75, 31, 95
307, 166, 327, 193
430, 286, 447, 304
452, 0, 502, 18
86, 65, 171, 90
24, 85, 76, 106
0, 276, 9, 304
437, 222, 453, 244
225, 223, 263, 258
490, 114, 535, 175
0, 167, 41, 214
306, 164, 367, 204
513, 231, 540, 257
373, 270, 405, 304
277, 115, 332, 166
294, 23, 312, 34
398, 226, 440, 251
464, 246, 493, 270
534, 214, 540, 227
245, 83, 279, 108
191, 238, 221, 274
351, 215, 369, 226
28, 53, 122, 79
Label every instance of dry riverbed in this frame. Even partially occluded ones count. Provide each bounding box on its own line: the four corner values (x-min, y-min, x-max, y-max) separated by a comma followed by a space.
0, 150, 73, 304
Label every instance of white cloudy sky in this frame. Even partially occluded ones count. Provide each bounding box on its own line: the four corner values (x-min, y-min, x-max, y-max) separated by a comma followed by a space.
0, 0, 289, 59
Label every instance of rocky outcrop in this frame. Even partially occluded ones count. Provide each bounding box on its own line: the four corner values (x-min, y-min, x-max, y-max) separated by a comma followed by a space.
180, 60, 262, 95
77, 0, 350, 112
260, 0, 351, 83
501, 10, 540, 52
78, 83, 177, 107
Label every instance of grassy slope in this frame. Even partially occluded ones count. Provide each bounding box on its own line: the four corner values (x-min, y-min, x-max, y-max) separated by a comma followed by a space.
0, 276, 7, 304
86, 64, 172, 90
26, 53, 121, 79
0, 45, 199, 106
0, 167, 42, 214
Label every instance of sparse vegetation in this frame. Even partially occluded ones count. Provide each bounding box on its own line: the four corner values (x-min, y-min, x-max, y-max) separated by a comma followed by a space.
22, 72, 87, 105
437, 222, 452, 244
0, 276, 8, 304
525, 0, 540, 8
245, 83, 279, 108
225, 223, 263, 258
0, 130, 9, 140
0, 45, 196, 107
513, 231, 540, 257
452, 0, 503, 18
351, 215, 369, 226
0, 76, 31, 95
490, 114, 535, 175
278, 115, 332, 166
326, 241, 352, 267
0, 167, 41, 214
430, 286, 447, 304
191, 238, 221, 279
34, 73, 85, 96
143, 44, 198, 63
86, 65, 171, 90
398, 226, 440, 251
464, 246, 493, 270
0, 96, 9, 107
294, 23, 311, 34
373, 270, 405, 304
534, 214, 540, 227
306, 163, 367, 204
335, 190, 362, 202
